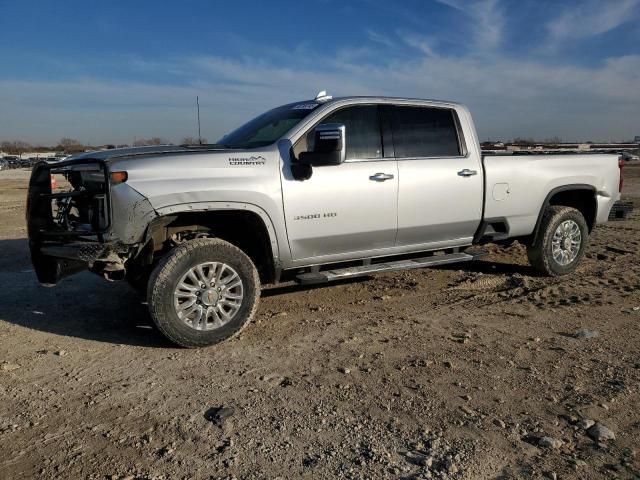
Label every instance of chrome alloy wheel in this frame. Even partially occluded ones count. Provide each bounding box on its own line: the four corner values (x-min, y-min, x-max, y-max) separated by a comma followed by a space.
551, 219, 582, 266
173, 262, 244, 331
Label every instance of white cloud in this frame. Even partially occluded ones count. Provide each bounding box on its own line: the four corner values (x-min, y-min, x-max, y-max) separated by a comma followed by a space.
1, 49, 639, 145
366, 29, 395, 48
435, 0, 504, 51
548, 0, 640, 40
398, 32, 438, 58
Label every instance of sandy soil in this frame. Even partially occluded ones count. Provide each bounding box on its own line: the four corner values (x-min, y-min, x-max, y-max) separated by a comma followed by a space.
1, 166, 639, 479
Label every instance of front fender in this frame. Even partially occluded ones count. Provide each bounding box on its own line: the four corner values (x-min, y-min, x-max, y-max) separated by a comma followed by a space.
154, 202, 281, 265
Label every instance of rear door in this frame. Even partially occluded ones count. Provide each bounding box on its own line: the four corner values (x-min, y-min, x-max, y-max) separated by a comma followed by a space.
389, 105, 483, 247
281, 104, 398, 261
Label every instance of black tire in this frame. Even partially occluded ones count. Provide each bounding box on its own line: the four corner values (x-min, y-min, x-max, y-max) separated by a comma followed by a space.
147, 238, 260, 347
526, 206, 589, 276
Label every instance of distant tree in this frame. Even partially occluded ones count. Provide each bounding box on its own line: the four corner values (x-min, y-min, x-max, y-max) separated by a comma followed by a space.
180, 136, 207, 145
1, 140, 32, 155
58, 137, 84, 153
543, 136, 562, 144
512, 137, 535, 145
133, 137, 169, 146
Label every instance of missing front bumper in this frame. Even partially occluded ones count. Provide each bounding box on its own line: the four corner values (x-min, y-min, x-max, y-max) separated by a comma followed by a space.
27, 160, 121, 284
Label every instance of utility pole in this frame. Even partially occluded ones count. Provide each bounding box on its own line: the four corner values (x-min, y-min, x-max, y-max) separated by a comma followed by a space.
196, 96, 202, 145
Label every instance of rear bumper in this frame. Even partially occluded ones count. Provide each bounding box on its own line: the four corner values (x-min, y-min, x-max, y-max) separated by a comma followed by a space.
608, 200, 634, 220
596, 191, 622, 225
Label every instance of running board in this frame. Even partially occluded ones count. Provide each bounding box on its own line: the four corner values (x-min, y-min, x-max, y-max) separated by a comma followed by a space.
296, 252, 479, 285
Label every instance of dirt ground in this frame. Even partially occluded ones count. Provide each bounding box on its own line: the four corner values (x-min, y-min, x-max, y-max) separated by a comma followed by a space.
1, 166, 639, 480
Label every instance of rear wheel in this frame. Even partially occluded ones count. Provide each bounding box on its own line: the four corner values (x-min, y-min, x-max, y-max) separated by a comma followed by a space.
147, 238, 260, 347
526, 206, 589, 276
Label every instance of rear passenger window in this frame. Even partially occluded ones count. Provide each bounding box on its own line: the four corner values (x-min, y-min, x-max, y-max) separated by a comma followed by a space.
391, 106, 461, 157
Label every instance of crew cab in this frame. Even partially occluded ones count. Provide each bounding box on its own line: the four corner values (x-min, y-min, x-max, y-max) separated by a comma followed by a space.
27, 92, 623, 347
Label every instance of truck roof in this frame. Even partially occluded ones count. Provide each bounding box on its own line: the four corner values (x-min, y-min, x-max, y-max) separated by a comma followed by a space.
325, 96, 464, 108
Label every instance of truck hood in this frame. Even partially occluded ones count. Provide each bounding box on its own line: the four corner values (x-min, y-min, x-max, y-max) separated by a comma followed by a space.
105, 147, 280, 213
65, 144, 231, 163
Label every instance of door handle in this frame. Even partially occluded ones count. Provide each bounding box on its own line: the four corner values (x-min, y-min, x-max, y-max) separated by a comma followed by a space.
457, 169, 478, 177
369, 172, 394, 181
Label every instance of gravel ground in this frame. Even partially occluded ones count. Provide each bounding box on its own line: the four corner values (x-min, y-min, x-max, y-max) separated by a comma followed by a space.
1, 166, 639, 479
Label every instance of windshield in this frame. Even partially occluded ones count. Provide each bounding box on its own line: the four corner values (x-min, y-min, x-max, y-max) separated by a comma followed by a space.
219, 101, 320, 149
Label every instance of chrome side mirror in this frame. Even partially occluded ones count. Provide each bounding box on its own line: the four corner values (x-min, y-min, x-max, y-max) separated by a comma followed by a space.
298, 123, 346, 166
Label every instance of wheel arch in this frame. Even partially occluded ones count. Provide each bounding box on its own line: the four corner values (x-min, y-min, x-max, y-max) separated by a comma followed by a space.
139, 203, 280, 284
529, 184, 597, 247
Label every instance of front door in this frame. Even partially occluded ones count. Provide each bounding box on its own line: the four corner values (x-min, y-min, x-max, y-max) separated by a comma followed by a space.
281, 105, 398, 261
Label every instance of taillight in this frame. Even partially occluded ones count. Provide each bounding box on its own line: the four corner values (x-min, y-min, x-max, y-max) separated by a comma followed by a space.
618, 156, 624, 193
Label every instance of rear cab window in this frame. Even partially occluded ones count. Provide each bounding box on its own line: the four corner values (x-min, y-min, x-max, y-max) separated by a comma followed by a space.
389, 106, 464, 158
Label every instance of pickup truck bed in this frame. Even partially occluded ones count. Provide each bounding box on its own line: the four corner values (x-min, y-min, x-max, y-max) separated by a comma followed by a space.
482, 153, 619, 238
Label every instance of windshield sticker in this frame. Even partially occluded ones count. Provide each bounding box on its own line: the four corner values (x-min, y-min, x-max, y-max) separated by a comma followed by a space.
292, 103, 318, 110
229, 156, 266, 166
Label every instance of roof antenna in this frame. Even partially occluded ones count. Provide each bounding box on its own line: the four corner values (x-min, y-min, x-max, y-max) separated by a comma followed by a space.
196, 96, 202, 145
315, 90, 333, 103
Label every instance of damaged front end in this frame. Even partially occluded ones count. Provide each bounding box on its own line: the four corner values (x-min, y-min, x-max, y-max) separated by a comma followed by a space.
27, 160, 134, 285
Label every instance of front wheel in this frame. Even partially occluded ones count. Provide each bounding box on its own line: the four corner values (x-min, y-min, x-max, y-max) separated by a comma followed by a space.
147, 238, 260, 347
526, 206, 589, 276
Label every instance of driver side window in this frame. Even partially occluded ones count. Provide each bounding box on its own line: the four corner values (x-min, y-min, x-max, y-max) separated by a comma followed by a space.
295, 105, 382, 161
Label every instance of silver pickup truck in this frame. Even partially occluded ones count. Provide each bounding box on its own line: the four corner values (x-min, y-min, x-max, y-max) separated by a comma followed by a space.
27, 92, 623, 347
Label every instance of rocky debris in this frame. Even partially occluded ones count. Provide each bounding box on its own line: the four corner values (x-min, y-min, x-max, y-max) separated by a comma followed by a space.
573, 329, 599, 339
587, 423, 615, 441
403, 450, 433, 467
570, 458, 587, 471
1, 362, 21, 372
54, 350, 68, 357
338, 367, 351, 374
157, 444, 176, 458
577, 418, 595, 430
279, 376, 293, 387
493, 418, 507, 429
451, 333, 471, 344
399, 433, 473, 478
538, 436, 563, 449
373, 295, 392, 301
204, 406, 235, 427
459, 405, 475, 416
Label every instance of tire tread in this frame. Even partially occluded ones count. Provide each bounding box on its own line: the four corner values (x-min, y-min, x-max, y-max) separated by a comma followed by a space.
526, 205, 588, 276
147, 238, 260, 347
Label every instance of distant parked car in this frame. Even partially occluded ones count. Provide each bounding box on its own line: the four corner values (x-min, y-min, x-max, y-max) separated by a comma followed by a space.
4, 156, 20, 168
620, 152, 639, 163
0, 159, 7, 171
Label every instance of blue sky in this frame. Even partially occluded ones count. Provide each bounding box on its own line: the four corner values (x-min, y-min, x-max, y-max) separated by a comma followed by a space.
0, 0, 639, 144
